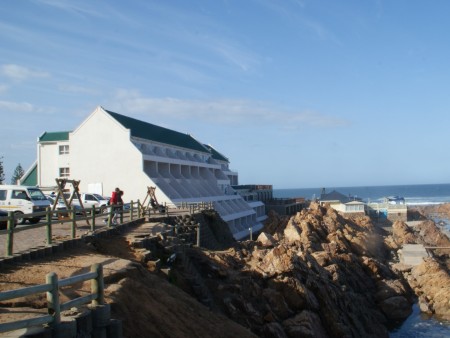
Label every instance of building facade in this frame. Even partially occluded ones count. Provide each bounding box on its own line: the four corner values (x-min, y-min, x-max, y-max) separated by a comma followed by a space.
23, 106, 266, 240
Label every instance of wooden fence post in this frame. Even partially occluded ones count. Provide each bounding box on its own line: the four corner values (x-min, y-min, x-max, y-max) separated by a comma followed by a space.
137, 199, 141, 218
91, 264, 104, 306
71, 210, 76, 239
46, 207, 52, 245
107, 206, 113, 227
6, 212, 14, 257
196, 223, 201, 247
91, 206, 96, 232
46, 272, 61, 325
130, 200, 134, 221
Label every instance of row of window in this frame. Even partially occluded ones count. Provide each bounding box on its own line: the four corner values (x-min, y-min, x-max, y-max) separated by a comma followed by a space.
58, 145, 70, 177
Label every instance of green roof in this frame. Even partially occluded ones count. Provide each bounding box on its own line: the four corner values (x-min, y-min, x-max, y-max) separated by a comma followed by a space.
20, 164, 37, 186
39, 131, 70, 142
105, 109, 208, 153
203, 144, 229, 162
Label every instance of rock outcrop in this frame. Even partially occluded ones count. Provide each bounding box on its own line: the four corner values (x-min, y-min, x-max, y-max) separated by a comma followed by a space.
185, 203, 415, 337
388, 217, 450, 320
407, 258, 450, 319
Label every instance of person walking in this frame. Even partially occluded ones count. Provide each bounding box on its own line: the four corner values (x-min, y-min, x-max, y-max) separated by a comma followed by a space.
104, 187, 120, 225
112, 189, 124, 225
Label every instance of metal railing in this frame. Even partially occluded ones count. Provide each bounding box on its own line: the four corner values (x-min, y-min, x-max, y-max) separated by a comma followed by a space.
0, 263, 104, 333
175, 201, 214, 214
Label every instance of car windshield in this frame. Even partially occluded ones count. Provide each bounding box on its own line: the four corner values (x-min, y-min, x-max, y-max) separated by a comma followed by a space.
93, 194, 107, 200
28, 189, 47, 201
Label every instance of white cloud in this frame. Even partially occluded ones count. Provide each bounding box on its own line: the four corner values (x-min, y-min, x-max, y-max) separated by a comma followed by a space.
10, 141, 35, 150
34, 0, 103, 18
0, 100, 35, 112
1, 64, 49, 82
111, 89, 349, 129
58, 84, 98, 95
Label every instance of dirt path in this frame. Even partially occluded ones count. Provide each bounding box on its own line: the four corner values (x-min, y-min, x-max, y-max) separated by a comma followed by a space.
0, 234, 256, 338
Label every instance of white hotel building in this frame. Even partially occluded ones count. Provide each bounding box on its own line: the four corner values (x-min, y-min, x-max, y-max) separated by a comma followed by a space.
22, 106, 266, 240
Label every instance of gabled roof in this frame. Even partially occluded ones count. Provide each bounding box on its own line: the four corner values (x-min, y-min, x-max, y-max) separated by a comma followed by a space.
320, 190, 362, 204
203, 144, 229, 162
39, 131, 70, 142
20, 162, 37, 186
320, 190, 351, 203
104, 109, 208, 153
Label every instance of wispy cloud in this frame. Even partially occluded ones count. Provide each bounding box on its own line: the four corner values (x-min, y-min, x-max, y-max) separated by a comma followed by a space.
10, 141, 35, 150
111, 89, 348, 130
0, 101, 36, 113
0, 100, 35, 112
254, 0, 341, 45
0, 84, 8, 93
210, 39, 262, 72
58, 84, 98, 95
34, 0, 103, 18
1, 64, 49, 82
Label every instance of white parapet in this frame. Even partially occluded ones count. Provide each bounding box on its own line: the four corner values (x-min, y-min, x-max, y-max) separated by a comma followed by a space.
398, 244, 429, 266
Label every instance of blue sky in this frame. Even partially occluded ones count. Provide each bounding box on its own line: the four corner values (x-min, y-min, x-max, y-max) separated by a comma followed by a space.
1, 0, 449, 189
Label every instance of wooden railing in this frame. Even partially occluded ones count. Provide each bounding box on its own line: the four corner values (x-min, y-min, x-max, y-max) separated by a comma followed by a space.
0, 200, 143, 257
0, 263, 104, 333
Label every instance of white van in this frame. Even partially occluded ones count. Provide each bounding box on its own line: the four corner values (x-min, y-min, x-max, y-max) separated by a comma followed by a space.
0, 185, 51, 224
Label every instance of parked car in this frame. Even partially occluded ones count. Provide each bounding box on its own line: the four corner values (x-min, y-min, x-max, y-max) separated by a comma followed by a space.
46, 195, 69, 219
77, 193, 109, 213
0, 185, 51, 224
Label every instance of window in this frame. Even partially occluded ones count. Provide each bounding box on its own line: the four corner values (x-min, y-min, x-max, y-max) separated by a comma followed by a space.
12, 190, 28, 200
59, 145, 69, 155
0, 190, 6, 201
59, 167, 70, 178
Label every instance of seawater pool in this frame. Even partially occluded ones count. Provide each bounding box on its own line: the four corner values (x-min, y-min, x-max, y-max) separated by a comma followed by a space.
390, 304, 450, 337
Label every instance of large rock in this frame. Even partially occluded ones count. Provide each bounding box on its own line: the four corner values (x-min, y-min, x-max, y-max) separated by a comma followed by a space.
283, 311, 328, 338
409, 258, 450, 320
379, 296, 412, 320
257, 232, 277, 247
392, 221, 416, 245
283, 220, 302, 244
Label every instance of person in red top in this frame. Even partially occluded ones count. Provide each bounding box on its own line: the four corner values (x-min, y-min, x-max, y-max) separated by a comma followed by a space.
104, 188, 120, 225
112, 189, 124, 225
110, 188, 119, 205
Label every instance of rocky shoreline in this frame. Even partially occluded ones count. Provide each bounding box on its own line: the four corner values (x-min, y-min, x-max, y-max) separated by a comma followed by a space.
1, 202, 448, 337
178, 202, 450, 337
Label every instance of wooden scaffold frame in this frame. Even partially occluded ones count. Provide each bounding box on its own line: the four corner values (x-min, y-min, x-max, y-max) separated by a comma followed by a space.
51, 178, 90, 225
140, 186, 165, 216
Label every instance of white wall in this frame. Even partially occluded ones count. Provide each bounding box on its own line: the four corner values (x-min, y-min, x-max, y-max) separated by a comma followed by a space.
38, 141, 70, 188
69, 107, 161, 203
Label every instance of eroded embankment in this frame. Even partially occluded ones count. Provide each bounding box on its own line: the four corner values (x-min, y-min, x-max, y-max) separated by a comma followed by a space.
0, 237, 257, 338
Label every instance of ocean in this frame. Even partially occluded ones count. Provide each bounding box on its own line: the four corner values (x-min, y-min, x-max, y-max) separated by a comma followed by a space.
273, 183, 450, 205
274, 183, 450, 337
